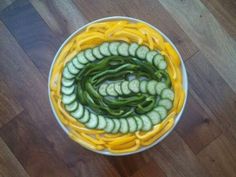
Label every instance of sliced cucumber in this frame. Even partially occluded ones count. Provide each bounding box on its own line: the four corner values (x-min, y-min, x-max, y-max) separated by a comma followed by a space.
63, 67, 75, 79
62, 77, 74, 87
92, 47, 104, 59
129, 43, 139, 56
79, 109, 90, 123
136, 46, 149, 59
67, 62, 79, 75
134, 116, 143, 131
99, 42, 111, 56
106, 83, 118, 96
62, 93, 76, 105
153, 54, 164, 67
71, 103, 84, 119
140, 115, 152, 131
112, 119, 121, 133
158, 60, 167, 70
121, 81, 131, 95
147, 80, 158, 95
77, 52, 89, 64
104, 118, 115, 133
161, 88, 175, 101
72, 57, 84, 69
128, 79, 140, 93
98, 83, 109, 96
158, 99, 173, 110
85, 113, 98, 129
61, 85, 75, 95
118, 42, 129, 56
146, 51, 158, 63
97, 115, 107, 129
119, 118, 129, 134
155, 82, 167, 95
127, 117, 137, 133
109, 42, 120, 55
65, 101, 78, 112
154, 106, 167, 120
114, 82, 122, 95
140, 80, 148, 93
85, 48, 96, 62
147, 110, 161, 124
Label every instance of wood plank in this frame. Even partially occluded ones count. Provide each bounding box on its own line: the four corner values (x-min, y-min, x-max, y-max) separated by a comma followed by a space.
0, 137, 30, 177
131, 160, 167, 177
30, 0, 88, 38
0, 19, 121, 177
159, 0, 236, 93
201, 0, 236, 39
0, 0, 61, 79
176, 90, 222, 154
0, 0, 15, 11
0, 111, 75, 177
185, 52, 236, 130
198, 132, 236, 177
73, 0, 198, 60
0, 80, 23, 128
145, 132, 211, 177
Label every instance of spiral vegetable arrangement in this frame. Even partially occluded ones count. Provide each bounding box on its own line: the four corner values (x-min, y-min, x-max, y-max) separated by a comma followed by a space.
49, 20, 185, 154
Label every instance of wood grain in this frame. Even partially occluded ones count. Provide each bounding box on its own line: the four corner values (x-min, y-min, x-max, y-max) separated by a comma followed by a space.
159, 0, 236, 93
73, 0, 198, 60
0, 137, 30, 177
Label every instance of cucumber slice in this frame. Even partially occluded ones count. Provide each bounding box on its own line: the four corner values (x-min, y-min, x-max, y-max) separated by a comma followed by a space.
72, 57, 84, 69
98, 84, 109, 96
97, 115, 107, 129
146, 51, 158, 63
62, 93, 76, 105
147, 110, 161, 124
136, 46, 149, 59
71, 103, 84, 119
118, 42, 129, 56
85, 48, 96, 62
63, 67, 75, 79
140, 80, 148, 93
158, 99, 173, 110
127, 117, 137, 133
92, 47, 104, 59
161, 88, 175, 101
134, 116, 143, 131
99, 42, 111, 56
112, 119, 121, 133
104, 118, 115, 133
153, 54, 164, 67
158, 60, 167, 70
147, 80, 158, 95
106, 83, 118, 96
65, 101, 78, 112
121, 81, 131, 95
114, 82, 122, 95
85, 113, 98, 129
129, 43, 139, 56
154, 106, 167, 120
61, 85, 75, 95
67, 62, 79, 75
128, 79, 140, 93
140, 115, 152, 131
77, 52, 89, 64
155, 82, 167, 95
119, 118, 129, 134
62, 77, 74, 87
79, 109, 90, 123
109, 42, 120, 55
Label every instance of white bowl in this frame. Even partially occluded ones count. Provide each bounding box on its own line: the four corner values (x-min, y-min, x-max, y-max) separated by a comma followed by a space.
48, 16, 188, 156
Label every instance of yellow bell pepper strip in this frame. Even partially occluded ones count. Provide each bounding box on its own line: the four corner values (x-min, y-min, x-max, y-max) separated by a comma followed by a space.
108, 140, 140, 153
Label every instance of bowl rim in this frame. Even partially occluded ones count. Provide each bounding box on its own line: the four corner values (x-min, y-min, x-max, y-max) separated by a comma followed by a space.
48, 16, 188, 156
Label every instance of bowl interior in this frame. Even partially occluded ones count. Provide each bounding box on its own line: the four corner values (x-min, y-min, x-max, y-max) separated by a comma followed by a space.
48, 16, 188, 156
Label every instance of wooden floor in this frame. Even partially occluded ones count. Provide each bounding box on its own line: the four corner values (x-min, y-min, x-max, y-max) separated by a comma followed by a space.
0, 0, 236, 177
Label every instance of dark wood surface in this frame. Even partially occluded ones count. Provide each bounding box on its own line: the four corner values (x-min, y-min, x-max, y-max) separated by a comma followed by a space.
0, 0, 236, 177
